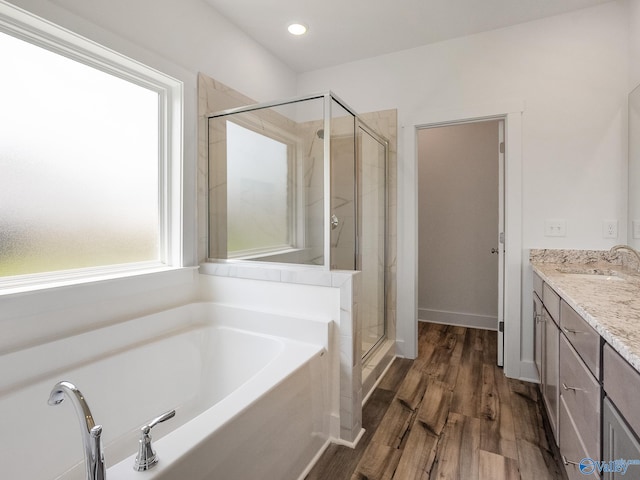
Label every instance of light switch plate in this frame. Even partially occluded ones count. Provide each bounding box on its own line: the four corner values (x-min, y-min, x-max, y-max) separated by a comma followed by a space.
544, 220, 566, 237
633, 220, 640, 239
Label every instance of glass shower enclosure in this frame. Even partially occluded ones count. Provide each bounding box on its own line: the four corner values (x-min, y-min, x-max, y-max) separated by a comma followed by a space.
206, 92, 388, 359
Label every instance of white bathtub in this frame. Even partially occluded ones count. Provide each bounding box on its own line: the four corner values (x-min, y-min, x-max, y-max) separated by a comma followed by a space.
0, 302, 332, 480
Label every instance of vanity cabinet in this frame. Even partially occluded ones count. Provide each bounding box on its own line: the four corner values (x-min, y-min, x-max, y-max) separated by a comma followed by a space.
533, 273, 560, 442
558, 300, 601, 478
602, 343, 640, 479
533, 264, 640, 480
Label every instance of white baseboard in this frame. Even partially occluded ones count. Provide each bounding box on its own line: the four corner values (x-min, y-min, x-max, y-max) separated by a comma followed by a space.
331, 428, 366, 448
296, 438, 332, 480
418, 308, 498, 331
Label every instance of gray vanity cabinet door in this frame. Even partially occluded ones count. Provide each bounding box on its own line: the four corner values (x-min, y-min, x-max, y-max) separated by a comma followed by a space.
603, 398, 640, 480
603, 344, 640, 434
543, 307, 559, 443
559, 334, 600, 460
534, 293, 544, 386
542, 283, 560, 324
560, 397, 597, 479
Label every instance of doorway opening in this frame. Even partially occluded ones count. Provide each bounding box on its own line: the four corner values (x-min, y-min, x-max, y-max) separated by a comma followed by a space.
417, 118, 505, 365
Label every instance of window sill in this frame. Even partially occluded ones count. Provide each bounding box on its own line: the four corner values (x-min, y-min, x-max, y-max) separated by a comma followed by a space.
0, 264, 199, 297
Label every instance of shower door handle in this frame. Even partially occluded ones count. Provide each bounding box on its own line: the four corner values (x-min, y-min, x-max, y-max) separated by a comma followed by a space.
330, 214, 339, 230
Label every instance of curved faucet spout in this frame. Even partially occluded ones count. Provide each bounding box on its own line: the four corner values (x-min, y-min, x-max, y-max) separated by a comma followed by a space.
48, 381, 97, 430
610, 244, 640, 271
48, 381, 106, 480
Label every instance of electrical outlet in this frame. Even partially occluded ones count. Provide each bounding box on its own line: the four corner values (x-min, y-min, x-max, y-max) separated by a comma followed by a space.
633, 220, 640, 239
544, 220, 566, 237
603, 220, 618, 239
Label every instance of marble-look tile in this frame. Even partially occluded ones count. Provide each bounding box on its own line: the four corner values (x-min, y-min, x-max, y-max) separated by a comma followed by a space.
340, 332, 356, 371
340, 426, 355, 442
340, 361, 354, 395
280, 268, 333, 286
233, 265, 282, 282
339, 280, 353, 312
340, 411, 353, 432
532, 255, 640, 373
340, 307, 353, 333
330, 271, 352, 288
340, 394, 354, 415
352, 384, 363, 433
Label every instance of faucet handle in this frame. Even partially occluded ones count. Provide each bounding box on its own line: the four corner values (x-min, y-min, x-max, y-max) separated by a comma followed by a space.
134, 409, 175, 471
142, 409, 176, 434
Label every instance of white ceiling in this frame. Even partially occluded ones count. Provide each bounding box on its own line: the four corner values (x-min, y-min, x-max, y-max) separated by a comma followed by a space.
204, 0, 612, 73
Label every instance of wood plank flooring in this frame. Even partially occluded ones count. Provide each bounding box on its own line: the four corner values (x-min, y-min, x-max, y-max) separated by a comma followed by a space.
306, 322, 568, 480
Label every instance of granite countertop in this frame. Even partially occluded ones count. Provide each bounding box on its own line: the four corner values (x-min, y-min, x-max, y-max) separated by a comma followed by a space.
530, 249, 640, 373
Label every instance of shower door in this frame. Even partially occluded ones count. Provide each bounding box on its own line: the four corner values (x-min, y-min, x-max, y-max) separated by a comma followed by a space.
358, 123, 388, 358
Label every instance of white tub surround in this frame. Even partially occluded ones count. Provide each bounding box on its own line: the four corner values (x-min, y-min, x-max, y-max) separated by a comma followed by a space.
0, 267, 200, 356
0, 302, 331, 480
531, 249, 640, 372
199, 263, 364, 444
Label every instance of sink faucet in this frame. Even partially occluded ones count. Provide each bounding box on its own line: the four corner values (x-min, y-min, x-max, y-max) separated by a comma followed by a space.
610, 244, 640, 270
48, 381, 106, 480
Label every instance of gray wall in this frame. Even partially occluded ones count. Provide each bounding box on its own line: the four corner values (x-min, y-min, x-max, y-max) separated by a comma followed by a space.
418, 121, 499, 329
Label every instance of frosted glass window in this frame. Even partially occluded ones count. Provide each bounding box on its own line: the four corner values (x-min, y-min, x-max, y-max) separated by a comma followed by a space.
0, 31, 160, 278
226, 121, 291, 255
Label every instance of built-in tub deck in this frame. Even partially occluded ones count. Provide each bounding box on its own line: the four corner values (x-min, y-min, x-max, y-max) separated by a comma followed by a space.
0, 303, 331, 480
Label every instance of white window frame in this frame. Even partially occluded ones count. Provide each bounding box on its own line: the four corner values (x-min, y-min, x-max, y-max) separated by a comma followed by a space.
0, 1, 183, 292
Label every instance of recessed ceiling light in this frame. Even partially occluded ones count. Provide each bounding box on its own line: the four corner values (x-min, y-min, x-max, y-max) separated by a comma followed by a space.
287, 23, 308, 36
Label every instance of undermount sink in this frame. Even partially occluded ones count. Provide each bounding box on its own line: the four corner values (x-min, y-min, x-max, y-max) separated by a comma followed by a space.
556, 267, 625, 282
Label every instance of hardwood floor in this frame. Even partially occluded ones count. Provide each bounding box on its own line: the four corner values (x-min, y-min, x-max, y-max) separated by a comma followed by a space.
306, 322, 567, 480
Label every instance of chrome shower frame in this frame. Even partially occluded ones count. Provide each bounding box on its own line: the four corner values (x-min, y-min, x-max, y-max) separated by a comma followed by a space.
206, 91, 362, 270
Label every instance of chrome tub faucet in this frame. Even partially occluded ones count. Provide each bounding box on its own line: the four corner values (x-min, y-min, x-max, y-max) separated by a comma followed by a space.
48, 381, 106, 480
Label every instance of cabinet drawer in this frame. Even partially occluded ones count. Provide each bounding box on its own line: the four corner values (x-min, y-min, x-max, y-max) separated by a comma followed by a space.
533, 272, 543, 299
560, 301, 600, 378
559, 334, 600, 459
604, 344, 640, 435
543, 283, 560, 324
560, 397, 598, 480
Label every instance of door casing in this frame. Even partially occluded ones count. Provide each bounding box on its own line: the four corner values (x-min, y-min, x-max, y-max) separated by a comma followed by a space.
399, 100, 524, 378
